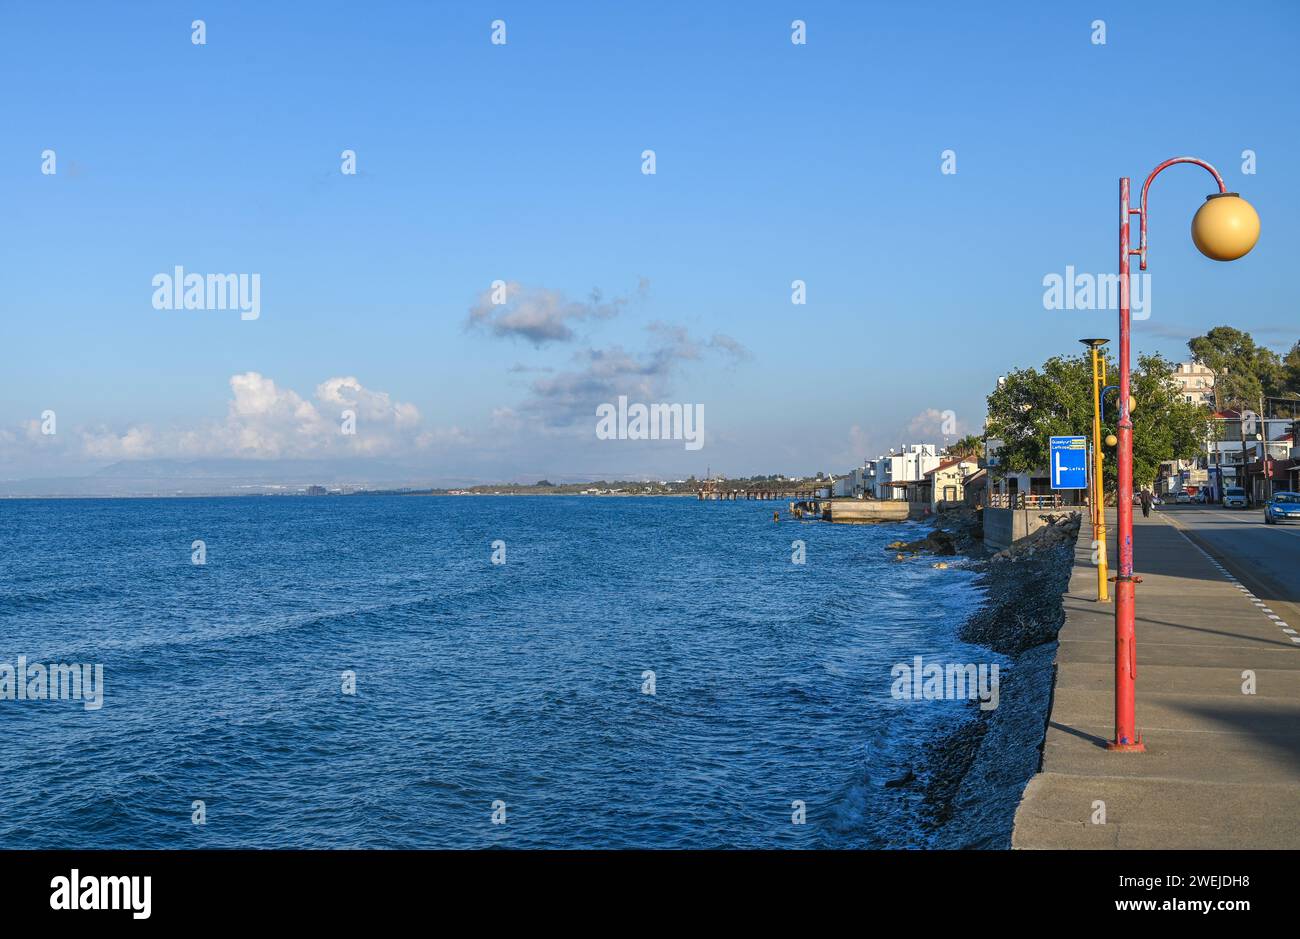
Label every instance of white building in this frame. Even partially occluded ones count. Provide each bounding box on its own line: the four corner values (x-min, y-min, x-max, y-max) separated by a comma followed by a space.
868, 444, 941, 500
832, 464, 869, 498
1201, 410, 1295, 499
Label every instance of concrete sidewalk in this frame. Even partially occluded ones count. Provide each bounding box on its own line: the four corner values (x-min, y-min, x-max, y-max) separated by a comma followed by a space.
1012, 507, 1300, 849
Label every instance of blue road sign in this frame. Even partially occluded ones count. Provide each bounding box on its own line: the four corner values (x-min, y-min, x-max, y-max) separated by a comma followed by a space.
1049, 435, 1089, 489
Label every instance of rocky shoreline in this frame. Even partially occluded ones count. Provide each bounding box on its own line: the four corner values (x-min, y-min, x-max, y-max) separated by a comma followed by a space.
886, 508, 1082, 847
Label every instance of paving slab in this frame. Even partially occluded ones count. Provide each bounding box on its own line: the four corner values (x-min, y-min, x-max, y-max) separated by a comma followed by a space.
1012, 508, 1300, 849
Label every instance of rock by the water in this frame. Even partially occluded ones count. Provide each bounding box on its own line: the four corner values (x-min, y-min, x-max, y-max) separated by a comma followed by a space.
885, 529, 957, 556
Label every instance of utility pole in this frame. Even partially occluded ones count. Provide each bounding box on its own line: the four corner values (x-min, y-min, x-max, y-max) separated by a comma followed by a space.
1261, 394, 1272, 503
1239, 405, 1251, 505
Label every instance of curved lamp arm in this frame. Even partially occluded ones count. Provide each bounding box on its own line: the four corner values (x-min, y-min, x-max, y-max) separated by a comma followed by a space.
1101, 384, 1120, 418
1137, 157, 1227, 270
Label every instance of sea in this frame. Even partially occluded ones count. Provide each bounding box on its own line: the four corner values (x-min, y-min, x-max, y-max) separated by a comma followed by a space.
0, 495, 1009, 849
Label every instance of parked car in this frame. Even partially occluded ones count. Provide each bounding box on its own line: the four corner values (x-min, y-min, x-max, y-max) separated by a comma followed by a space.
1265, 491, 1300, 524
1175, 491, 1191, 504
1223, 486, 1248, 509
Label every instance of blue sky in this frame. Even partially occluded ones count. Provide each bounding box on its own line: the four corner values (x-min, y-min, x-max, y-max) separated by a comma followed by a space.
2, 0, 1297, 483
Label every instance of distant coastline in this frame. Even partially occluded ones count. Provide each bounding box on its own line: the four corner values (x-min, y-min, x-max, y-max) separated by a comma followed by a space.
1, 490, 704, 501
0, 471, 829, 501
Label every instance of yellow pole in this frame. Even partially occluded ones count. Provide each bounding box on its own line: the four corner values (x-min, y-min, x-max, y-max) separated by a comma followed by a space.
1092, 350, 1109, 601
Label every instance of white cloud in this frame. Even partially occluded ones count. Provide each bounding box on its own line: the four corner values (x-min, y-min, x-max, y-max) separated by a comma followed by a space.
906, 407, 965, 440
11, 373, 446, 464
848, 424, 871, 459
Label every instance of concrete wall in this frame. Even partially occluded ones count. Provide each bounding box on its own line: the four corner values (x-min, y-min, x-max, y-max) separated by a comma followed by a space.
983, 507, 1052, 550
827, 499, 911, 524
907, 502, 935, 520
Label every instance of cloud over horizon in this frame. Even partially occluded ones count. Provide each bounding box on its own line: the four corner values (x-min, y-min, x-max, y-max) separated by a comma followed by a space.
8, 372, 446, 466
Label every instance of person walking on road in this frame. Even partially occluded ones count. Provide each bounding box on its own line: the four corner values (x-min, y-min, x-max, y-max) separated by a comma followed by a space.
1140, 488, 1153, 519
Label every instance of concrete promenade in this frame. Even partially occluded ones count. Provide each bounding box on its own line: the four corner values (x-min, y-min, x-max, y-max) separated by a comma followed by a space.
1012, 507, 1300, 848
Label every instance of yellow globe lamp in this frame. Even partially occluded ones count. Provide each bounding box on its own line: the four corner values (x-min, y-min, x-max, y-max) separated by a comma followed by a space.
1191, 193, 1260, 261
1106, 434, 1118, 448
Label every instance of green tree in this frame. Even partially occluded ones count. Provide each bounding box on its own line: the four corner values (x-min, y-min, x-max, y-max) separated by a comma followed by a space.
949, 434, 984, 458
985, 352, 1209, 490
1281, 340, 1300, 399
1187, 326, 1283, 409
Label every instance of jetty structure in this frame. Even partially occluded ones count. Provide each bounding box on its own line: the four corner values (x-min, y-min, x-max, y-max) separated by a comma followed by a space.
695, 486, 821, 501
693, 476, 913, 521
789, 498, 916, 523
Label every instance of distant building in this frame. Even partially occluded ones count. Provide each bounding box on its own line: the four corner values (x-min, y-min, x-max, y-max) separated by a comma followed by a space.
1198, 409, 1298, 502
924, 457, 980, 510
832, 464, 870, 498
960, 467, 988, 506
1172, 360, 1216, 408
868, 445, 940, 500
982, 437, 1050, 504
305, 485, 328, 496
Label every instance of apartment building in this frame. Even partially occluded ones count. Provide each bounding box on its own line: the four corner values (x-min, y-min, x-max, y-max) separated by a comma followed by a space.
867, 444, 941, 500
1173, 360, 1216, 408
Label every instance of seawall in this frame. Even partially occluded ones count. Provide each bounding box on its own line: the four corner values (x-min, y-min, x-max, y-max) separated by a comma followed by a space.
919, 515, 1080, 847
982, 506, 1053, 550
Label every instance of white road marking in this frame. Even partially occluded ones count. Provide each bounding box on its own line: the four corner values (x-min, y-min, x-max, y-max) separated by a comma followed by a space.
1159, 510, 1300, 648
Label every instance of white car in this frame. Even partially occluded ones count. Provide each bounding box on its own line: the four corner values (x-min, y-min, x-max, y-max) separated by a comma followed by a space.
1223, 487, 1248, 509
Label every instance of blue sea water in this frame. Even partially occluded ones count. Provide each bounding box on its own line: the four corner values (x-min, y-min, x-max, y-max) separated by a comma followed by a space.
0, 496, 1005, 849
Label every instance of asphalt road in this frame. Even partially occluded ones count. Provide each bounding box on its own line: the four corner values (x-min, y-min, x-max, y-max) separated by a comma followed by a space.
1156, 501, 1300, 618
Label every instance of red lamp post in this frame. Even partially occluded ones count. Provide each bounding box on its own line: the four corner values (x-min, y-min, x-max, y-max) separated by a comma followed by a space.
1111, 158, 1259, 752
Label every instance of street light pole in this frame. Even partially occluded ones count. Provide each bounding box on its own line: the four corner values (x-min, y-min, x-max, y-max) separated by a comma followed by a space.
1111, 157, 1259, 753
1081, 338, 1110, 602
1114, 175, 1141, 751
1261, 395, 1273, 503
1239, 405, 1251, 503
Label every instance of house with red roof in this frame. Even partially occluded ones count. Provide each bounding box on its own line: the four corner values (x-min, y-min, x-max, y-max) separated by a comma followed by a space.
923, 457, 980, 511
